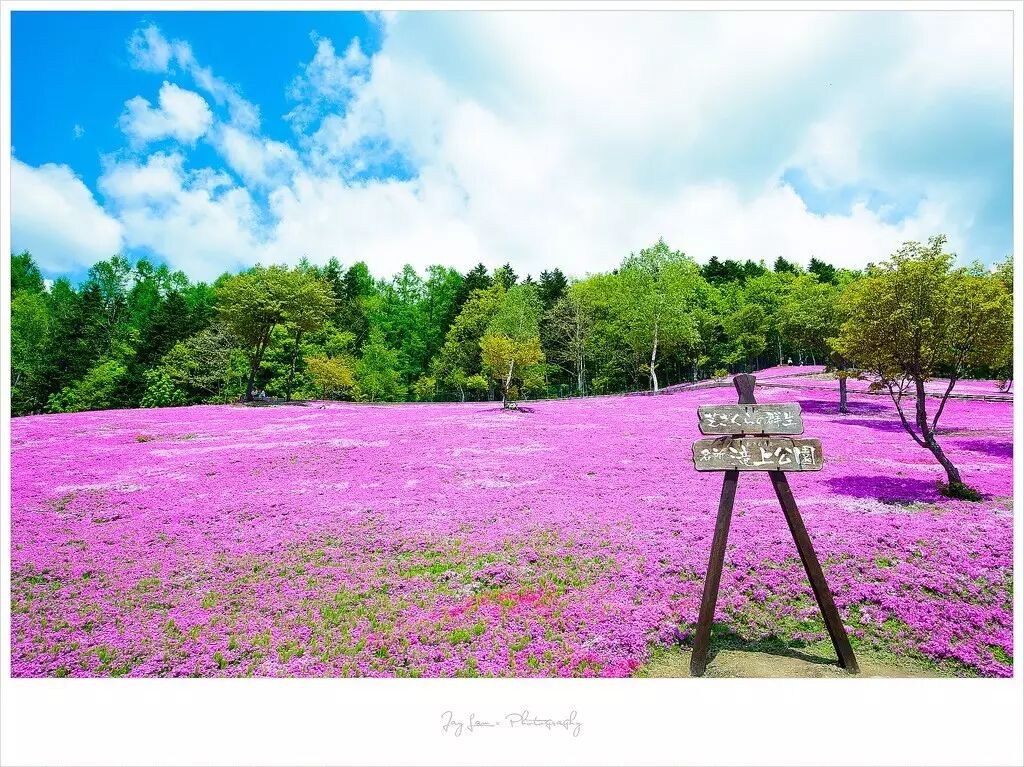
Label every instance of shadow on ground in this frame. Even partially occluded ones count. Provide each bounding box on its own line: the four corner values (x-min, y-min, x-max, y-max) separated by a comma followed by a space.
797, 398, 889, 416
826, 474, 940, 504
637, 627, 943, 678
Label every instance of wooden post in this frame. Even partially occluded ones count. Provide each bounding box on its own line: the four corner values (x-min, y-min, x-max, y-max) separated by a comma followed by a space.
768, 471, 859, 672
690, 375, 755, 676
688, 373, 858, 676
689, 469, 737, 677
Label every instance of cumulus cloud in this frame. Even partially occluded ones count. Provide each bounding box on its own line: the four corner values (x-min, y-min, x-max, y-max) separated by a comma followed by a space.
215, 126, 299, 188
285, 35, 370, 131
98, 153, 263, 281
127, 24, 260, 132
11, 159, 124, 272
120, 82, 213, 145
18, 13, 1009, 281
127, 24, 173, 72
269, 11, 1011, 276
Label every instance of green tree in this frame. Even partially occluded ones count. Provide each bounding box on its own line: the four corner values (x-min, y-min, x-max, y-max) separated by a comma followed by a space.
153, 324, 242, 404
216, 265, 293, 401
544, 289, 593, 395
46, 359, 128, 414
140, 368, 188, 408
992, 255, 1013, 391
11, 291, 51, 414
305, 354, 356, 400
808, 257, 838, 284
355, 330, 406, 402
481, 335, 544, 408
834, 236, 1013, 499
480, 283, 546, 407
538, 268, 568, 311
778, 274, 841, 366
494, 263, 518, 290
11, 251, 45, 294
281, 268, 337, 400
773, 256, 800, 275
615, 239, 703, 392
432, 282, 506, 400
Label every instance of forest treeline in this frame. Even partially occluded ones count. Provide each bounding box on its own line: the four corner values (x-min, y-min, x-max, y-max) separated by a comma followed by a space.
9, 239, 1014, 416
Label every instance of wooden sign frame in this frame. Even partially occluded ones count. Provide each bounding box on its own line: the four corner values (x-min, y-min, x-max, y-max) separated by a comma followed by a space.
692, 436, 824, 471
697, 403, 804, 435
689, 374, 859, 676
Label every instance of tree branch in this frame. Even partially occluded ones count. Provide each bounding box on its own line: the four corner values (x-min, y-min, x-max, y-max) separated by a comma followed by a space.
885, 378, 927, 447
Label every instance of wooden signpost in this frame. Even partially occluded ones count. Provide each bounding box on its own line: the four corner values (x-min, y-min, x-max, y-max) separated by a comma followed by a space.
689, 373, 859, 676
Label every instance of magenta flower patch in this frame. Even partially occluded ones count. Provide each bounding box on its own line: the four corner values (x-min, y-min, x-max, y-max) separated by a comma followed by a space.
10, 383, 1013, 677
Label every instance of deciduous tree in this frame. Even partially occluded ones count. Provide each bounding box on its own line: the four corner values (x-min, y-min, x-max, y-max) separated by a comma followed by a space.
834, 236, 1013, 499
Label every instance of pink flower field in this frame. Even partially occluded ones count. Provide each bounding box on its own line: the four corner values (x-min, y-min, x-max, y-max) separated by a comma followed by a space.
11, 380, 1014, 677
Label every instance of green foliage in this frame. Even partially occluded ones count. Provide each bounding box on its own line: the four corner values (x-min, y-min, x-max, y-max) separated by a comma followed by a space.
140, 368, 188, 408
411, 375, 438, 402
487, 284, 543, 341
152, 324, 242, 404
216, 265, 293, 401
481, 334, 545, 408
11, 291, 51, 413
777, 274, 842, 363
354, 331, 406, 402
432, 282, 506, 399
12, 251, 45, 293
589, 239, 706, 391
834, 236, 1013, 494
305, 354, 356, 400
543, 289, 594, 394
46, 359, 128, 414
10, 234, 1007, 416
835, 237, 1012, 385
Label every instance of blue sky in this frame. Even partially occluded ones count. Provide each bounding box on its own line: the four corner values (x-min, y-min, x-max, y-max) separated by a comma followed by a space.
10, 10, 1014, 283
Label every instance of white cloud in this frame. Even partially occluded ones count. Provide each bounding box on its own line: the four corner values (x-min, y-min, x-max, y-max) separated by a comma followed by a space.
215, 126, 298, 188
127, 25, 259, 132
285, 35, 370, 131
128, 24, 173, 72
11, 159, 124, 272
73, 124, 85, 139
120, 82, 213, 145
274, 11, 1009, 276
98, 154, 262, 281
98, 152, 186, 202
89, 12, 1013, 280
633, 182, 967, 273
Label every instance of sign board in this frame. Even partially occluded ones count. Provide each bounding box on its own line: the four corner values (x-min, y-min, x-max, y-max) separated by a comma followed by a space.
697, 403, 803, 435
691, 436, 824, 472
687, 375, 857, 677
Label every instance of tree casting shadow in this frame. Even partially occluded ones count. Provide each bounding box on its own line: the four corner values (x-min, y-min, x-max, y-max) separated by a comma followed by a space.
797, 398, 889, 416
826, 475, 940, 504
954, 439, 1013, 460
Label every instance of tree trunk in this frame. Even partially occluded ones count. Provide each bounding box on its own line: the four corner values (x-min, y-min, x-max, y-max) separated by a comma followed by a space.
504, 360, 515, 408
243, 331, 271, 402
912, 377, 965, 490
286, 330, 303, 402
777, 335, 782, 366
927, 436, 964, 487
839, 374, 849, 414
649, 323, 659, 393
244, 360, 258, 402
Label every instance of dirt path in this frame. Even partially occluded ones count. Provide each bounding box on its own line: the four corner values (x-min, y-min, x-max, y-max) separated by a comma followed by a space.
639, 648, 944, 678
